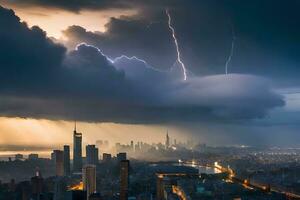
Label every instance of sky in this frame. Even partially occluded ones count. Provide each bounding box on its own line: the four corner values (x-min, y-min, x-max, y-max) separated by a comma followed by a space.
0, 0, 300, 148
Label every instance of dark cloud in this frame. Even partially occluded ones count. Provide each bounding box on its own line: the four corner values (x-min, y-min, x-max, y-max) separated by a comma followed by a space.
0, 0, 133, 12
0, 7, 124, 98
63, 20, 176, 70
61, 0, 300, 86
0, 6, 66, 95
0, 6, 285, 124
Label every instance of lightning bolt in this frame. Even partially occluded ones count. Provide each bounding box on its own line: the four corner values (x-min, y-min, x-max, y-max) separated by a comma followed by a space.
166, 9, 187, 81
225, 26, 236, 75
76, 43, 174, 74
112, 55, 167, 72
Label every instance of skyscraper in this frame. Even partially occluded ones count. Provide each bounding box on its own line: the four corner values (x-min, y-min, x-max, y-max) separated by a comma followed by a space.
165, 131, 170, 149
63, 145, 71, 176
31, 169, 43, 199
86, 145, 99, 165
53, 150, 64, 177
120, 160, 129, 200
73, 122, 82, 172
82, 165, 96, 200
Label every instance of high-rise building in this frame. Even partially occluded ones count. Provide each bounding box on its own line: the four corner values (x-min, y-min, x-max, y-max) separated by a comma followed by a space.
53, 177, 67, 200
82, 165, 96, 200
117, 152, 127, 162
73, 122, 83, 172
102, 153, 111, 162
63, 145, 71, 176
120, 160, 129, 200
53, 150, 64, 177
156, 174, 164, 200
31, 169, 43, 199
86, 145, 99, 165
165, 131, 170, 149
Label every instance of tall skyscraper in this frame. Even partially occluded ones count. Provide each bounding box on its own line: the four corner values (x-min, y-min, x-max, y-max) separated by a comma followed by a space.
86, 145, 99, 165
73, 122, 83, 172
63, 145, 71, 176
53, 150, 64, 177
120, 160, 129, 200
31, 169, 43, 199
82, 165, 96, 200
165, 131, 170, 149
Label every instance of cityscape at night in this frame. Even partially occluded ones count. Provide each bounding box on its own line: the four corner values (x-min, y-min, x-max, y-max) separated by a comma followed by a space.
0, 0, 300, 199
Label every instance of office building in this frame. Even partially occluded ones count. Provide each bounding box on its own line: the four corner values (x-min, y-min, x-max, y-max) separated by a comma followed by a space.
53, 150, 64, 177
28, 154, 39, 160
117, 152, 127, 162
120, 160, 129, 200
156, 174, 164, 200
102, 153, 111, 162
31, 170, 43, 199
86, 145, 99, 165
63, 145, 71, 176
82, 165, 96, 200
73, 122, 83, 172
15, 154, 23, 160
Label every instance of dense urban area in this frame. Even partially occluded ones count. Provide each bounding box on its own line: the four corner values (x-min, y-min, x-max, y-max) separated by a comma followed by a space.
0, 127, 300, 200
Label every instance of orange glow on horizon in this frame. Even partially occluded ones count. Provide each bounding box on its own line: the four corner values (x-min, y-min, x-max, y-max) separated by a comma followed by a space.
1, 3, 137, 39
0, 117, 184, 149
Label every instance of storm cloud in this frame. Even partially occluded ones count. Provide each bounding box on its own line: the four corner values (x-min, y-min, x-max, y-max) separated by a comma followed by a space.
0, 6, 285, 123
60, 0, 300, 86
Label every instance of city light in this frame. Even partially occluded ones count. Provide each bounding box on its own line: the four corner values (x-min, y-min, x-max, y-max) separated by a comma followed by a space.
69, 181, 83, 191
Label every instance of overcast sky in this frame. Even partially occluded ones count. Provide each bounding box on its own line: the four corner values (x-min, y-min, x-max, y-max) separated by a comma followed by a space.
0, 0, 299, 147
